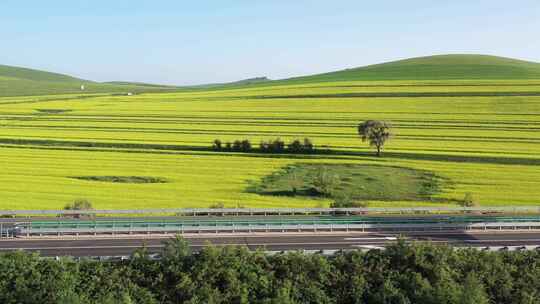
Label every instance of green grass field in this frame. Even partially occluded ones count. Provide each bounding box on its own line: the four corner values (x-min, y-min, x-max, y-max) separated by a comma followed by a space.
248, 164, 443, 203
1, 55, 540, 209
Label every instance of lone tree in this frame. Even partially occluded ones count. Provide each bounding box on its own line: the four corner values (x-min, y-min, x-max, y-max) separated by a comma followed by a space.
357, 120, 392, 157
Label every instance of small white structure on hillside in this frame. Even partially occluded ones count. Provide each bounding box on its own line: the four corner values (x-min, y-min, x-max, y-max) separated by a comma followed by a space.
80, 84, 85, 91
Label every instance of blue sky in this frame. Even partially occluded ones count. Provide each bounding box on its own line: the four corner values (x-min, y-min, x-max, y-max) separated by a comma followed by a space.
1, 0, 539, 85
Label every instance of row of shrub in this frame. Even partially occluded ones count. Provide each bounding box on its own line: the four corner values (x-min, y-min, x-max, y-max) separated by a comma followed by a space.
261, 137, 314, 153
212, 138, 315, 153
212, 139, 252, 152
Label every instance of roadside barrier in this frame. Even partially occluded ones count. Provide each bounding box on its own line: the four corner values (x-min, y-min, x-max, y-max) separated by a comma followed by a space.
11, 216, 540, 237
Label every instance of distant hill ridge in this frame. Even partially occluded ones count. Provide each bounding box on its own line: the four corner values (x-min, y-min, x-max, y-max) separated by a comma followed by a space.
0, 64, 88, 83
104, 81, 179, 88
192, 76, 271, 88
2, 54, 540, 96
281, 54, 540, 83
0, 64, 178, 97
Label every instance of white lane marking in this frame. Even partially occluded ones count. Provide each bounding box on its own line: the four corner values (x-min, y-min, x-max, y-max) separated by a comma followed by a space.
464, 239, 540, 243
352, 245, 385, 249
0, 245, 165, 250
0, 240, 398, 251
344, 237, 398, 241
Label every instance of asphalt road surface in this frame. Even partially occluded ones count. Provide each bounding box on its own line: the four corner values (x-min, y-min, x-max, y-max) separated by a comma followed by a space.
1, 231, 540, 257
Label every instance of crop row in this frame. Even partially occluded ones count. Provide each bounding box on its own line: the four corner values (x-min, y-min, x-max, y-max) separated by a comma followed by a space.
0, 80, 539, 208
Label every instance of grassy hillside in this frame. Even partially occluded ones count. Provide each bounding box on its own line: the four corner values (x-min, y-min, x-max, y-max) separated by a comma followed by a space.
4, 55, 540, 96
189, 55, 540, 91
273, 54, 540, 84
191, 77, 271, 89
0, 64, 88, 83
104, 81, 180, 88
0, 64, 180, 97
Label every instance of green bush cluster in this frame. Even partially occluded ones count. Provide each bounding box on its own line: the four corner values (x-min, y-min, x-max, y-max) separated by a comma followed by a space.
461, 192, 477, 207
312, 167, 341, 196
0, 238, 538, 303
63, 199, 93, 211
330, 193, 368, 208
63, 199, 94, 219
212, 139, 252, 152
260, 138, 314, 153
213, 138, 315, 154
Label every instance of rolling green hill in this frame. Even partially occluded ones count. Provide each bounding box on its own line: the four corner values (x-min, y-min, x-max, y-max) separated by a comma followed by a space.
3, 54, 540, 96
0, 64, 180, 97
188, 77, 272, 89
0, 64, 88, 83
277, 54, 540, 84
104, 81, 180, 88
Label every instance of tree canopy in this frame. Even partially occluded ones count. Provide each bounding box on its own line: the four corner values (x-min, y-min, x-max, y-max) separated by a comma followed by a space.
0, 239, 537, 303
357, 120, 392, 157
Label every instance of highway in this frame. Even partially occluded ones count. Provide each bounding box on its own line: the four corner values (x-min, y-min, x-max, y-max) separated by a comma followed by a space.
1, 231, 540, 257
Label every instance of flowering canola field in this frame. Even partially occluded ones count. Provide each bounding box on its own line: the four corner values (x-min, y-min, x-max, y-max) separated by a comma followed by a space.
1, 80, 540, 209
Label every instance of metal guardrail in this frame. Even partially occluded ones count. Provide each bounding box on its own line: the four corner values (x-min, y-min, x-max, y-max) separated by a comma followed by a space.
14, 220, 540, 236
2, 206, 540, 216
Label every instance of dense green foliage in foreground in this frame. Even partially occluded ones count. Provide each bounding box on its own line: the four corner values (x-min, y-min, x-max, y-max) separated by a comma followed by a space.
0, 239, 538, 304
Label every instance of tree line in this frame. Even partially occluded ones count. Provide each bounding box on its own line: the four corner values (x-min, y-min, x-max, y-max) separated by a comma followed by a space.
212, 138, 315, 154
0, 238, 538, 304
210, 120, 392, 157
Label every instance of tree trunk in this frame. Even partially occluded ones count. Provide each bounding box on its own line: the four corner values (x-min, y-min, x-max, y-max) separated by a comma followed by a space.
376, 145, 381, 157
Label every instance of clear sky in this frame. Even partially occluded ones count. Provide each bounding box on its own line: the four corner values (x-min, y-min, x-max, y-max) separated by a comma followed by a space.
1, 0, 539, 85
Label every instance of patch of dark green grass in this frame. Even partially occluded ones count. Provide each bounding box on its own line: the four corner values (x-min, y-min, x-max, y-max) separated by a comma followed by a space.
71, 176, 168, 184
247, 163, 447, 202
35, 109, 73, 114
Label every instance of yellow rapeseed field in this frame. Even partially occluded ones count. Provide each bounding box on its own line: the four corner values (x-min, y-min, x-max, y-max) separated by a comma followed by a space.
1, 79, 540, 209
